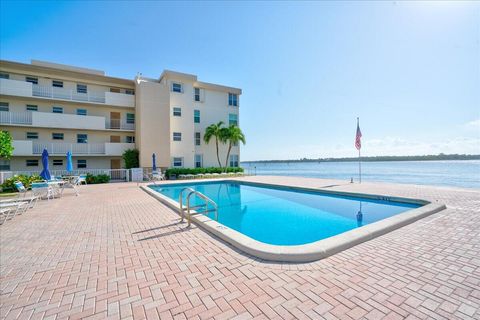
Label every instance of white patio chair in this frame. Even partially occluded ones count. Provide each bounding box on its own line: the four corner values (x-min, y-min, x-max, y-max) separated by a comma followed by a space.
152, 171, 165, 181
0, 201, 29, 222
13, 181, 40, 209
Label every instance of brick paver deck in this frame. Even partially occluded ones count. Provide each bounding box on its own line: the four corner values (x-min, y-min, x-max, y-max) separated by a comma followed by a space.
1, 176, 479, 319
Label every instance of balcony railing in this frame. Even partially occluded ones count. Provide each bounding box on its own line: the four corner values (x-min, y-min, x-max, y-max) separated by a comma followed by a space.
11, 141, 134, 156
32, 84, 106, 103
0, 79, 135, 107
0, 111, 32, 125
33, 142, 105, 155
105, 119, 135, 130
0, 111, 134, 131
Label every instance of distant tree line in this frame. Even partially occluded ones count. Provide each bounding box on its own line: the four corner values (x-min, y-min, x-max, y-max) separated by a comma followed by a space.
242, 153, 480, 164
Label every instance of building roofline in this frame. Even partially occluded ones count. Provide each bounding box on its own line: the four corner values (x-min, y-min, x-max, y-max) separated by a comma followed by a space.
159, 70, 197, 82
31, 60, 105, 76
0, 59, 134, 87
159, 70, 242, 94
195, 81, 242, 95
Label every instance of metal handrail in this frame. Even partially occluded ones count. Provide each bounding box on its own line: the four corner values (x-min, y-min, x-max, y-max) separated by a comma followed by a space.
178, 187, 218, 226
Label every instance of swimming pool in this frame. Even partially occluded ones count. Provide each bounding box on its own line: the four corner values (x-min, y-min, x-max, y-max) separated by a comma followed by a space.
144, 180, 445, 261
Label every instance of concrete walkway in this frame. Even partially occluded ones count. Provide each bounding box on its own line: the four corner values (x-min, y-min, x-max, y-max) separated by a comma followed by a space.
0, 176, 479, 319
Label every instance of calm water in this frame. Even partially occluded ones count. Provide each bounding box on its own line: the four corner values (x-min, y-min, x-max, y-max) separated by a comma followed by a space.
151, 181, 419, 245
242, 160, 480, 189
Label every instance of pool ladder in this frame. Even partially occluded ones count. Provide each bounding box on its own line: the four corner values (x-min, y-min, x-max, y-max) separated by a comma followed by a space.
179, 187, 218, 227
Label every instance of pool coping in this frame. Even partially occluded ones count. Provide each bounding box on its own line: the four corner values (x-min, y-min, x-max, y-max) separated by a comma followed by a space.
140, 179, 447, 262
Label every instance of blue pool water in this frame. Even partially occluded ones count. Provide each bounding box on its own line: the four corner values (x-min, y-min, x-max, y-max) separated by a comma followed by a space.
150, 181, 421, 246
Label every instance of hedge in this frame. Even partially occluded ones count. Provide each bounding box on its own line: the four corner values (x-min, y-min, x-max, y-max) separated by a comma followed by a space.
165, 167, 243, 179
1, 174, 43, 192
86, 173, 110, 184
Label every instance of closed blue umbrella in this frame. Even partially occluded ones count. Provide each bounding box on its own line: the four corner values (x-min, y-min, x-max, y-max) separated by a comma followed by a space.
40, 149, 51, 180
152, 153, 157, 172
66, 151, 73, 173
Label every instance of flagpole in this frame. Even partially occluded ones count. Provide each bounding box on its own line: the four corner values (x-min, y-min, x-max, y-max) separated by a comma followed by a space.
358, 117, 361, 184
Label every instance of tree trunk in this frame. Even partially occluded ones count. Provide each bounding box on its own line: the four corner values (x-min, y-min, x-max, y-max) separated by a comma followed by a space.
224, 142, 232, 173
215, 137, 222, 168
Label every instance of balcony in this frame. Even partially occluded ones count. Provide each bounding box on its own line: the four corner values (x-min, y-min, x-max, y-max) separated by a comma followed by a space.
0, 79, 135, 108
105, 119, 135, 130
0, 111, 135, 131
12, 140, 135, 156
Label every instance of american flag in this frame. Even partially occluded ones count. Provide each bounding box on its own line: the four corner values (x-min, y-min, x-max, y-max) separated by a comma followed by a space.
355, 120, 362, 150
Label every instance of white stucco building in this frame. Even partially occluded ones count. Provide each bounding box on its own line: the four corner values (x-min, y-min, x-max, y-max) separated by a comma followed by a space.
0, 59, 241, 172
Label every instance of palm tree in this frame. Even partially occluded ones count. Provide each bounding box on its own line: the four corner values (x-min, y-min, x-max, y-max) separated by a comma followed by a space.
222, 125, 246, 172
203, 121, 226, 168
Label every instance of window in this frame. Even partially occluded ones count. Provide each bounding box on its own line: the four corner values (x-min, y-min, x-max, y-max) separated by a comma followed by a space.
52, 80, 63, 88
52, 133, 64, 140
125, 89, 135, 95
0, 159, 10, 171
110, 88, 120, 93
126, 136, 135, 143
229, 155, 239, 167
26, 104, 38, 111
173, 132, 182, 141
26, 159, 39, 167
195, 132, 201, 146
173, 107, 182, 117
171, 82, 182, 93
77, 159, 87, 169
77, 109, 87, 116
173, 157, 183, 167
77, 134, 88, 143
0, 73, 9, 79
0, 102, 9, 112
229, 113, 238, 126
52, 106, 63, 113
195, 154, 203, 168
26, 76, 38, 85
53, 159, 63, 166
26, 132, 38, 139
194, 110, 200, 123
194, 87, 201, 102
126, 113, 135, 124
228, 93, 238, 106
76, 84, 87, 94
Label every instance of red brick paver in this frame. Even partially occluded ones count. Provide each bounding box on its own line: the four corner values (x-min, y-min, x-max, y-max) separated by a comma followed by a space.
1, 176, 479, 319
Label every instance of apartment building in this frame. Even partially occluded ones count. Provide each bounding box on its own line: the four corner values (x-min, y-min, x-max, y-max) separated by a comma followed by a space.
0, 60, 241, 172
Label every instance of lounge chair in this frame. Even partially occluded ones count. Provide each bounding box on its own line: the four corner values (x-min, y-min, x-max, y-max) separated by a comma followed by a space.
31, 182, 58, 200
152, 171, 165, 181
13, 181, 40, 209
78, 175, 87, 185
0, 201, 29, 223
62, 176, 80, 196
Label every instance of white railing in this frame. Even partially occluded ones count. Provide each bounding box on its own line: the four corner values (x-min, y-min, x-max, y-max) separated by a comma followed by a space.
0, 111, 33, 125
0, 169, 130, 183
32, 84, 106, 103
32, 142, 106, 155
105, 119, 135, 130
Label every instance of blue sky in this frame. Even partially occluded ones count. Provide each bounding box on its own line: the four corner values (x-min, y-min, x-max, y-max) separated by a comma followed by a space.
1, 1, 478, 160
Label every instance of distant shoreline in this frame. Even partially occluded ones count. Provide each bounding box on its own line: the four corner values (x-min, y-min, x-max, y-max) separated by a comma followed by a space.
242, 154, 480, 164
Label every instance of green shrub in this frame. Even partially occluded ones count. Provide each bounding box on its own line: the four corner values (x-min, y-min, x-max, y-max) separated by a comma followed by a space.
122, 149, 139, 169
86, 173, 111, 184
1, 174, 43, 192
164, 167, 243, 179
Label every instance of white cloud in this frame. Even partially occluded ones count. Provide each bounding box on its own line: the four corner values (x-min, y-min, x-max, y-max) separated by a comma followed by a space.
465, 118, 480, 129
